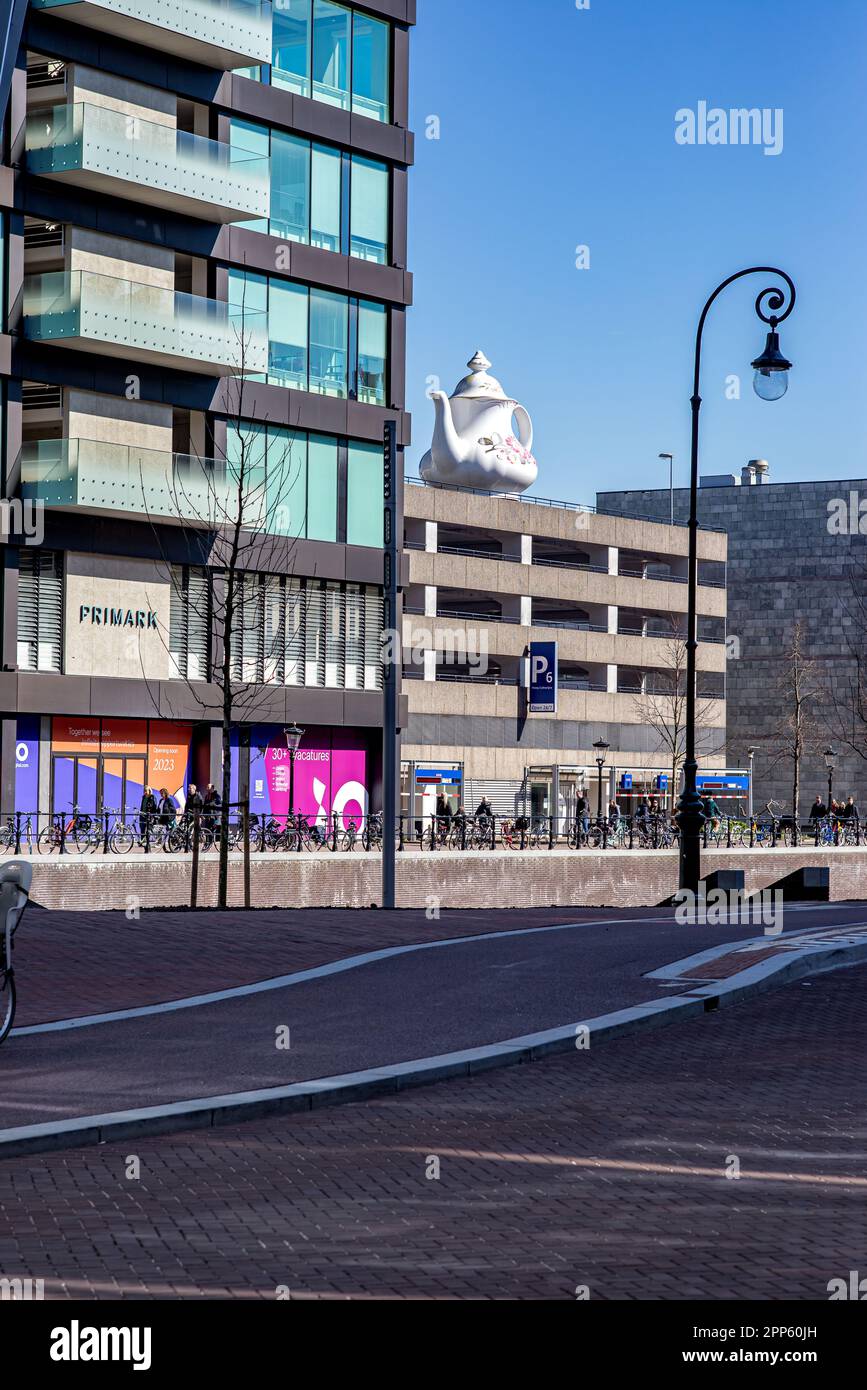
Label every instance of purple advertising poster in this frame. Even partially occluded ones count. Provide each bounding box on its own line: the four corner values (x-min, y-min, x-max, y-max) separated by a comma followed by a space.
15, 716, 40, 814
330, 729, 368, 830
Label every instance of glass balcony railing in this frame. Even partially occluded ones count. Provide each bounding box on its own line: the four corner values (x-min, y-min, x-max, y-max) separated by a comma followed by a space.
21, 438, 268, 529
23, 270, 268, 376
31, 0, 272, 70
26, 104, 270, 223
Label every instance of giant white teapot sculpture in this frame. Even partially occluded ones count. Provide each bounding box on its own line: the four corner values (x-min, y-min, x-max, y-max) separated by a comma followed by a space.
419, 350, 538, 493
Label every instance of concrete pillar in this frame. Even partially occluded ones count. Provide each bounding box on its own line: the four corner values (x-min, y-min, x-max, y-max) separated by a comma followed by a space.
1, 720, 16, 815
424, 649, 436, 682
424, 585, 437, 618
607, 605, 617, 635
606, 663, 617, 693
519, 595, 532, 626
425, 520, 438, 552
520, 534, 532, 565
608, 546, 619, 576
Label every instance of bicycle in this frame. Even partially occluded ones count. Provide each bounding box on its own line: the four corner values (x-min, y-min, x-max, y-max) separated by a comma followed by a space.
0, 861, 32, 1046
37, 806, 97, 855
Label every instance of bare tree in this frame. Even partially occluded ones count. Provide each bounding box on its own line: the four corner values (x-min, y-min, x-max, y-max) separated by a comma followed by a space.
765, 620, 823, 839
136, 310, 308, 907
631, 622, 722, 812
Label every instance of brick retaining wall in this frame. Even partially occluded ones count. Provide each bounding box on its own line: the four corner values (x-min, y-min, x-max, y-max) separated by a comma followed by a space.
20, 848, 867, 912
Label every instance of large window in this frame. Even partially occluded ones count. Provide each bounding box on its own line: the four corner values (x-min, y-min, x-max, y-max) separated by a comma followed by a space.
228, 269, 388, 404
225, 424, 382, 547
266, 2, 390, 123
232, 119, 389, 264
18, 548, 63, 672
228, 573, 383, 689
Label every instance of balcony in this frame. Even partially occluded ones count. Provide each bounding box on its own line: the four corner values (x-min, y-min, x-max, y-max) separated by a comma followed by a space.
21, 438, 268, 528
31, 0, 272, 70
26, 104, 270, 223
23, 270, 268, 375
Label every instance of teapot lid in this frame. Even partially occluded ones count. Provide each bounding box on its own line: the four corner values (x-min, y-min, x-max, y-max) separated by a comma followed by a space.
451, 350, 516, 403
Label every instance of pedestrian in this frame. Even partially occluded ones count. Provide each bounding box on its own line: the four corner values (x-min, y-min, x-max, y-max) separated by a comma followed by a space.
158, 788, 176, 828
576, 791, 590, 837
203, 782, 221, 832
842, 795, 860, 821
186, 783, 204, 819
607, 799, 620, 831
809, 795, 827, 822
702, 794, 721, 831
476, 796, 493, 821
138, 784, 158, 841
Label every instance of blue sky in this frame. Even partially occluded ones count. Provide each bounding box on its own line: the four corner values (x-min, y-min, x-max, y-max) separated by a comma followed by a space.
405, 0, 867, 503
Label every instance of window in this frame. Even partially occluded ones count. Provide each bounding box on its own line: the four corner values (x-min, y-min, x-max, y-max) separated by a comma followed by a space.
271, 131, 310, 244
235, 575, 385, 688
312, 1, 351, 110
231, 120, 389, 263
352, 11, 390, 122
357, 299, 387, 405
18, 548, 63, 671
169, 566, 210, 681
244, 5, 392, 125
346, 441, 384, 547
272, 0, 311, 97
307, 433, 338, 542
309, 289, 348, 397
310, 143, 341, 253
350, 156, 388, 263
268, 279, 308, 389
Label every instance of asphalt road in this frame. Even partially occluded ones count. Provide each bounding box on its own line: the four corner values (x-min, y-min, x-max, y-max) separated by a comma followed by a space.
3, 902, 866, 1130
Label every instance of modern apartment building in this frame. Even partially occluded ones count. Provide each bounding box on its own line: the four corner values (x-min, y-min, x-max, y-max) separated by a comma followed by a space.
0, 0, 414, 824
401, 478, 728, 823
599, 464, 867, 811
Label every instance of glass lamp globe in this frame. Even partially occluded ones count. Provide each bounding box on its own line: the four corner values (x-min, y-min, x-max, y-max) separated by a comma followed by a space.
753, 367, 789, 402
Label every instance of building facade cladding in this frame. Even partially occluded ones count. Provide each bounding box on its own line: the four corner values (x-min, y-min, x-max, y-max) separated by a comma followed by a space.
597, 475, 867, 812
0, 0, 415, 819
401, 481, 728, 821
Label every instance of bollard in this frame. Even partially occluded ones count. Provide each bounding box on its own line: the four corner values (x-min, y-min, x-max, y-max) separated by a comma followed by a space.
242, 800, 251, 908
14, 812, 21, 856
59, 814, 66, 855
491, 814, 498, 850
331, 814, 339, 853
398, 817, 404, 853
430, 817, 436, 851
727, 816, 732, 849
628, 818, 634, 850
460, 815, 467, 851
190, 811, 200, 909
548, 815, 554, 850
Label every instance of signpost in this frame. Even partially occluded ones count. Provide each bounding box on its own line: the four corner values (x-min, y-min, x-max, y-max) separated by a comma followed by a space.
382, 420, 400, 909
528, 641, 558, 713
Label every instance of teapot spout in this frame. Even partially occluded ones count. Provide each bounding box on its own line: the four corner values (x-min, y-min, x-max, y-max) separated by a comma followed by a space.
428, 390, 468, 477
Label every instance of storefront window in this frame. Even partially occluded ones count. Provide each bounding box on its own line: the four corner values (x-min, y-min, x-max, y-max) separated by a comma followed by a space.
351, 12, 390, 122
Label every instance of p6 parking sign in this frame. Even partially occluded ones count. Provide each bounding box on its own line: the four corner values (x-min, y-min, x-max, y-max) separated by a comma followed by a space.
529, 641, 558, 713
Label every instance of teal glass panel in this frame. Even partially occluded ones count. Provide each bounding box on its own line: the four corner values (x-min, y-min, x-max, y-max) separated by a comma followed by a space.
351, 11, 389, 122
271, 130, 310, 243
309, 289, 347, 396
225, 421, 268, 530
346, 441, 383, 547
306, 433, 338, 542
310, 142, 341, 253
272, 0, 311, 96
350, 156, 388, 263
268, 279, 308, 388
230, 118, 269, 233
357, 299, 387, 405
267, 426, 307, 537
312, 0, 350, 110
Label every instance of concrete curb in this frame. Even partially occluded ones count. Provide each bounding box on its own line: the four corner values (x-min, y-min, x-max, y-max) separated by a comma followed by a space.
2, 934, 866, 1160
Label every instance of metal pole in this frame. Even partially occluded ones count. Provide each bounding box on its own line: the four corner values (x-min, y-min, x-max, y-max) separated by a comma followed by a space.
748, 751, 754, 821
382, 418, 400, 909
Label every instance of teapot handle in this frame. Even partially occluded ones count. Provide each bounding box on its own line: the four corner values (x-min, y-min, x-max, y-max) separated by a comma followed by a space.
513, 406, 533, 454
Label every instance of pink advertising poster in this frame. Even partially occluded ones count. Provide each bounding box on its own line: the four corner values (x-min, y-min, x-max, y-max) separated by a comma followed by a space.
249, 726, 369, 829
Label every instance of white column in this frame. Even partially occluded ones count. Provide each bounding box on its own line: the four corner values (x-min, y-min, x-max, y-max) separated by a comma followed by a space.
425, 520, 438, 553
607, 604, 617, 634
424, 584, 437, 618
424, 649, 437, 683
519, 594, 532, 626
606, 663, 617, 693
608, 545, 619, 576
520, 533, 532, 565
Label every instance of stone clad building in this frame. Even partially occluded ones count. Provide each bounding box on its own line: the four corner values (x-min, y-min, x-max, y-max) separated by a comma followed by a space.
598, 465, 867, 812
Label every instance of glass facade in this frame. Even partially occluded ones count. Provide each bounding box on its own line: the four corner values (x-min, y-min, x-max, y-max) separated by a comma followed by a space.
230, 118, 389, 263
226, 423, 382, 547
228, 268, 388, 404
260, 1, 390, 123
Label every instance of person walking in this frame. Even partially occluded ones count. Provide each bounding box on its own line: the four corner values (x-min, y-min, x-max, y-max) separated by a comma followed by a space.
576, 791, 590, 838
158, 788, 175, 827
202, 783, 221, 833
186, 783, 204, 819
809, 795, 827, 822
138, 785, 158, 842
842, 795, 859, 821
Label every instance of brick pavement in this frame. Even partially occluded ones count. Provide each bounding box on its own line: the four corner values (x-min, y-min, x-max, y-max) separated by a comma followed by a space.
14, 904, 594, 1026
1, 962, 865, 1299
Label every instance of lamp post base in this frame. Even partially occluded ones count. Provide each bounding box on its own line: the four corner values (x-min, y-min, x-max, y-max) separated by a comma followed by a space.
676, 775, 705, 896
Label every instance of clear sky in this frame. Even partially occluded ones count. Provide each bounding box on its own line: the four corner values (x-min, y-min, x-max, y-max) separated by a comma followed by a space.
405, 0, 867, 505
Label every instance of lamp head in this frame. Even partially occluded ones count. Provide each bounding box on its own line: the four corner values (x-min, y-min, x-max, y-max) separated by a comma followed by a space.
752, 330, 792, 401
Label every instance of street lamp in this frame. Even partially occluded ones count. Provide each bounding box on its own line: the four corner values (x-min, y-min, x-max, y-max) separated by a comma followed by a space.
283, 723, 304, 815
659, 452, 674, 525
747, 747, 756, 821
593, 739, 610, 821
824, 746, 837, 810
678, 268, 796, 894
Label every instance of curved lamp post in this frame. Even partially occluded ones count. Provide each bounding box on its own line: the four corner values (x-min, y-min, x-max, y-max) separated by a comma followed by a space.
593, 738, 609, 821
824, 746, 837, 811
678, 268, 797, 894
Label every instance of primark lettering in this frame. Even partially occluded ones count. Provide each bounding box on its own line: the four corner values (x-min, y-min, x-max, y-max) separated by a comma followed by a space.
79, 605, 158, 629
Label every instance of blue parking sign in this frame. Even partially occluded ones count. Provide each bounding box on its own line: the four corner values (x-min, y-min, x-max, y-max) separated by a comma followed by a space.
529, 642, 558, 713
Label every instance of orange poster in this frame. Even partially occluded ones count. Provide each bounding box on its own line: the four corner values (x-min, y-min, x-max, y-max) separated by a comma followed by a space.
52, 717, 100, 753
100, 719, 148, 756
148, 722, 193, 802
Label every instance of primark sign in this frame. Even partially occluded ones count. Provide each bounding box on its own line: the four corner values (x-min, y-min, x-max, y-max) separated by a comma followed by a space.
79, 605, 159, 630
